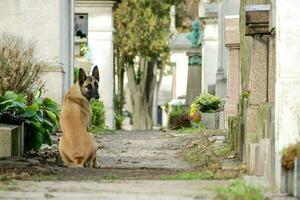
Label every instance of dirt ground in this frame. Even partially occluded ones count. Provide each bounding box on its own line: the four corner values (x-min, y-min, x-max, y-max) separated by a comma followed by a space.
0, 130, 241, 199
1, 130, 211, 180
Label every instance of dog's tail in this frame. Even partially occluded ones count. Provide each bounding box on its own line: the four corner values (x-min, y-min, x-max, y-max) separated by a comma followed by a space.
73, 156, 84, 167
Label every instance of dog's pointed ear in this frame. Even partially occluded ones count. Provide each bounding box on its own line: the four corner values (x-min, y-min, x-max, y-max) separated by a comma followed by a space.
79, 68, 87, 86
92, 65, 99, 81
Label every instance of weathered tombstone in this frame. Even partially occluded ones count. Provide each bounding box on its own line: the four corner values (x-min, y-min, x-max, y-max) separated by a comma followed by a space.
255, 139, 265, 176
186, 20, 203, 105
249, 143, 259, 174
219, 111, 225, 130
263, 139, 272, 179
254, 138, 272, 177
0, 123, 24, 158
281, 167, 294, 195
294, 157, 300, 198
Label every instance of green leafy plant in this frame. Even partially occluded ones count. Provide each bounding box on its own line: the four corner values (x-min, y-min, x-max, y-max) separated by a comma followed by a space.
74, 67, 79, 83
191, 93, 221, 113
114, 94, 125, 130
0, 91, 60, 151
91, 99, 105, 131
169, 105, 191, 130
0, 32, 43, 95
214, 179, 263, 200
189, 103, 201, 123
175, 122, 205, 134
80, 43, 89, 57
115, 113, 124, 130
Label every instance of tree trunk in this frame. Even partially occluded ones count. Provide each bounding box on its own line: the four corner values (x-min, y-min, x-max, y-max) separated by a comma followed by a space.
126, 59, 156, 130
152, 64, 164, 126
130, 92, 153, 130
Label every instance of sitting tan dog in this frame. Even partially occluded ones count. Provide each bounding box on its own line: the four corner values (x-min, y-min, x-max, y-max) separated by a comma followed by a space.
59, 66, 99, 167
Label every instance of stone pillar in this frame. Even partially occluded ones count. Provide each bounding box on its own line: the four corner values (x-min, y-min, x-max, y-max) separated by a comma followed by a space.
75, 0, 116, 129
215, 0, 227, 98
244, 5, 270, 164
275, 0, 300, 191
170, 5, 176, 34
186, 50, 202, 105
0, 0, 74, 103
201, 18, 219, 94
225, 16, 240, 117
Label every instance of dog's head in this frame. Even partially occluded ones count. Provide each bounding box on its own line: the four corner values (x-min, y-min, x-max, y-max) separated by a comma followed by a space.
79, 66, 100, 101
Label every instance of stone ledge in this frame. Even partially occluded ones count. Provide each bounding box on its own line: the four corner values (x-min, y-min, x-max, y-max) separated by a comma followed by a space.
225, 43, 240, 50
41, 63, 65, 73
245, 4, 270, 36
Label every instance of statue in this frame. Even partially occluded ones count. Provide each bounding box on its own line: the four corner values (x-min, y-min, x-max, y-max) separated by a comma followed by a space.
187, 20, 203, 65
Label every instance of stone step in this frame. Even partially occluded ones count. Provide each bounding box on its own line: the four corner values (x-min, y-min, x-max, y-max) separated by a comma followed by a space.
0, 123, 24, 158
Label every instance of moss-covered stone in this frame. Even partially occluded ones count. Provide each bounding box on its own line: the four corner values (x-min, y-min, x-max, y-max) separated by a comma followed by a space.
227, 116, 242, 157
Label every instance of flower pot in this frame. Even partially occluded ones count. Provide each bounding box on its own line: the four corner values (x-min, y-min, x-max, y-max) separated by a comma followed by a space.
281, 167, 294, 195
201, 112, 220, 129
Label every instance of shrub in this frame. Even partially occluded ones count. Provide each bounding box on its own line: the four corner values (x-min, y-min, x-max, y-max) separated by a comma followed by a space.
214, 179, 263, 200
91, 99, 105, 130
281, 141, 300, 170
115, 113, 124, 130
169, 106, 191, 130
189, 103, 201, 123
0, 32, 43, 95
0, 91, 60, 151
191, 93, 221, 113
114, 94, 125, 130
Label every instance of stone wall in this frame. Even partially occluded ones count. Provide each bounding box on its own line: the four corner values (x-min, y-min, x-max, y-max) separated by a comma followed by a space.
275, 0, 300, 190
0, 0, 73, 103
75, 0, 116, 129
238, 0, 270, 158
235, 0, 277, 183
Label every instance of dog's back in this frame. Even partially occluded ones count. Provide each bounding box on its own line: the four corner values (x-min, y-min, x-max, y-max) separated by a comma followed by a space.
59, 66, 99, 167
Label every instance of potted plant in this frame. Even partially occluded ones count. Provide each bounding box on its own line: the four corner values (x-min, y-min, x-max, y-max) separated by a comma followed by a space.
190, 93, 221, 129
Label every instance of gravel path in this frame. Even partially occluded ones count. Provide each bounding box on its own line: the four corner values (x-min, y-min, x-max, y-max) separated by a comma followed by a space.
0, 130, 231, 200
96, 130, 199, 170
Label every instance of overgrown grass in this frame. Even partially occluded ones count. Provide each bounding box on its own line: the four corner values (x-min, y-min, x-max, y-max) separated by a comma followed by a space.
0, 175, 19, 191
161, 170, 240, 180
214, 179, 264, 200
30, 175, 64, 181
181, 137, 221, 169
175, 122, 206, 134
215, 143, 232, 157
90, 126, 116, 135
161, 171, 215, 180
103, 174, 120, 180
0, 175, 10, 182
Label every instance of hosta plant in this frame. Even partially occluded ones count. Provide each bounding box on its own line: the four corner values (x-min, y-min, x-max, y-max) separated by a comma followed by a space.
0, 91, 60, 151
191, 93, 221, 113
